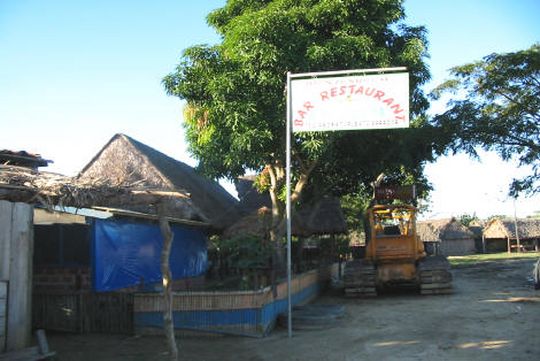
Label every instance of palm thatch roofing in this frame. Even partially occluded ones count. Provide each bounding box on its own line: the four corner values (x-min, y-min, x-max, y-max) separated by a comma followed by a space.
295, 197, 347, 237
225, 175, 347, 238
78, 133, 240, 229
467, 219, 485, 239
483, 218, 540, 240
235, 175, 272, 215
417, 218, 475, 243
0, 164, 199, 225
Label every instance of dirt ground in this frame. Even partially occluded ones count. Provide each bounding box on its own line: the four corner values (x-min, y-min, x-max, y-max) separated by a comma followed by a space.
47, 257, 540, 361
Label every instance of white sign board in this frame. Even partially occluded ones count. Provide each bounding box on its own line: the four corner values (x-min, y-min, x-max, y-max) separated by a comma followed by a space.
291, 72, 409, 132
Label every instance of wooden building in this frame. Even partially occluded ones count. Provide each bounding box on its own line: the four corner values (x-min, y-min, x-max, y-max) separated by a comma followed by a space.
0, 135, 241, 345
417, 218, 476, 256
482, 218, 540, 253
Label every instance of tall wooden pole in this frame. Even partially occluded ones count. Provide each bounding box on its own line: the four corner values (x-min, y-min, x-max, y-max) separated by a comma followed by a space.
158, 206, 178, 361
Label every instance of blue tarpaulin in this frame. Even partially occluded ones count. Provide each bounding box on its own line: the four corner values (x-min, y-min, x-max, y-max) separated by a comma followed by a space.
91, 218, 207, 292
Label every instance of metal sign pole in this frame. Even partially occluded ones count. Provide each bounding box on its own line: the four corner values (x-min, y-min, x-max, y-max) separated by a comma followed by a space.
285, 71, 293, 338
285, 67, 408, 339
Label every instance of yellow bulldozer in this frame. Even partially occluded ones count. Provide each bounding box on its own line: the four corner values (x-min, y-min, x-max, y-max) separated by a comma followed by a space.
344, 186, 452, 297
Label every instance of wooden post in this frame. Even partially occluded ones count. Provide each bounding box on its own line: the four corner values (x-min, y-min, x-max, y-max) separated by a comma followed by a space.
481, 234, 486, 254
507, 237, 511, 254
0, 201, 34, 351
158, 208, 178, 361
0, 201, 11, 353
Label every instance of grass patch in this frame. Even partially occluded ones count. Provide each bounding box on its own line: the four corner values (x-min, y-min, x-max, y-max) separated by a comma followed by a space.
449, 252, 540, 267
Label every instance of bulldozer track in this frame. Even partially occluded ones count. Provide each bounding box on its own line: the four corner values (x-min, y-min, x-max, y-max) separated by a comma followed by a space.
418, 255, 453, 295
343, 260, 377, 297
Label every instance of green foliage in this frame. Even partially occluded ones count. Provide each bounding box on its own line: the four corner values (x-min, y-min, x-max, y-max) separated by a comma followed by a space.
163, 0, 452, 251
457, 213, 479, 227
432, 43, 540, 196
340, 189, 371, 232
219, 235, 273, 270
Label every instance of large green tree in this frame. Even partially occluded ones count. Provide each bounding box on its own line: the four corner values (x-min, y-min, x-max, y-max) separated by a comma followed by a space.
432, 43, 540, 196
164, 0, 437, 244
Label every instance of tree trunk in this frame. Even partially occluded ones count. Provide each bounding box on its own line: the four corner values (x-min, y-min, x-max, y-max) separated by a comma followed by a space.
158, 210, 178, 361
265, 160, 317, 279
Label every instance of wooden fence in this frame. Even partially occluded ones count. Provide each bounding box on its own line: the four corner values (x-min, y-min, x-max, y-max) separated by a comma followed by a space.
33, 292, 133, 334
33, 263, 339, 337
134, 264, 338, 337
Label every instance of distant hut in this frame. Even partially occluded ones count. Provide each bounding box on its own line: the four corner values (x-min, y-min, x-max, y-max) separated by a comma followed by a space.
79, 133, 240, 230
468, 219, 486, 253
417, 218, 476, 256
482, 218, 540, 253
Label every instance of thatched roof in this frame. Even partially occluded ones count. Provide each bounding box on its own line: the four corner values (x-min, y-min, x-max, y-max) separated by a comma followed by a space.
228, 176, 347, 238
483, 218, 540, 240
417, 218, 475, 243
224, 196, 347, 239
78, 133, 240, 229
295, 197, 347, 237
235, 175, 272, 215
0, 165, 200, 224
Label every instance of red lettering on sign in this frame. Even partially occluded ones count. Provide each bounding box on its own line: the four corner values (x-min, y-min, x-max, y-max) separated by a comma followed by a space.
391, 103, 403, 114
294, 119, 304, 126
374, 90, 385, 100
383, 97, 394, 106
330, 87, 337, 97
320, 91, 329, 101
304, 101, 314, 110
364, 87, 375, 96
355, 86, 364, 95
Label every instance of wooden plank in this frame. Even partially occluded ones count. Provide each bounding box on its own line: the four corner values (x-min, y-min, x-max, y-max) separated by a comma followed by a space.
0, 201, 12, 355
0, 282, 6, 299
0, 201, 13, 281
6, 202, 33, 351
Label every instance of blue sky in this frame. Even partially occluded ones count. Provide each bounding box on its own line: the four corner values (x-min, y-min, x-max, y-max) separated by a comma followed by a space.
1, 0, 539, 219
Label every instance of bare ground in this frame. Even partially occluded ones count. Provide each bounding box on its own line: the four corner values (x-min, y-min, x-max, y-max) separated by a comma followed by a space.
47, 258, 540, 361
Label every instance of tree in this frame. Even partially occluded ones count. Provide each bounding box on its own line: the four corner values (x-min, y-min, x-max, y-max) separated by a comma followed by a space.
432, 43, 540, 196
163, 0, 436, 252
457, 213, 479, 227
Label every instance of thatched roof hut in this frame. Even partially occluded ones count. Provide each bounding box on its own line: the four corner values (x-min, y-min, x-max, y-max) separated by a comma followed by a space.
234, 175, 272, 216
417, 218, 476, 256
78, 133, 240, 229
295, 197, 347, 237
225, 175, 347, 239
482, 218, 540, 252
484, 218, 540, 240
